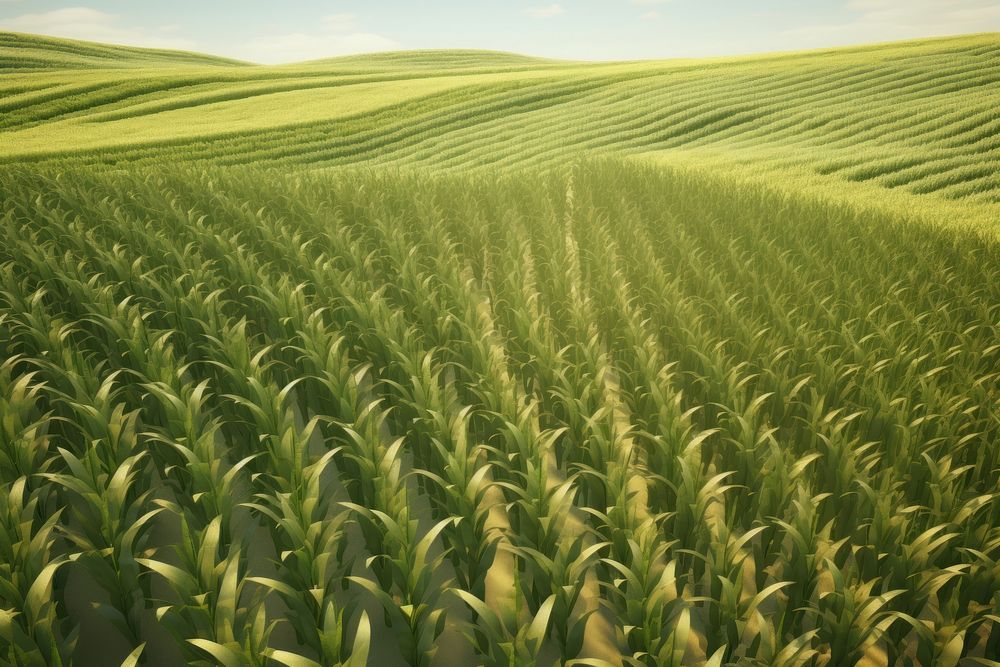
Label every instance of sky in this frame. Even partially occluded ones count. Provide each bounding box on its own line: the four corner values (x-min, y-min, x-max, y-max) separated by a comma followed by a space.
1, 1, 999, 64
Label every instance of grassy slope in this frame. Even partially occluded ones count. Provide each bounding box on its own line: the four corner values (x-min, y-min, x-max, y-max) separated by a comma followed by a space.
1, 31, 997, 233
0, 31, 250, 69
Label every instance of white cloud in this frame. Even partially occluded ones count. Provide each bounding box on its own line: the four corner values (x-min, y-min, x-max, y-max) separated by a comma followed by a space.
0, 7, 399, 63
320, 13, 359, 33
525, 4, 566, 19
242, 32, 399, 64
787, 0, 1000, 43
0, 7, 197, 50
236, 13, 400, 64
634, 0, 666, 21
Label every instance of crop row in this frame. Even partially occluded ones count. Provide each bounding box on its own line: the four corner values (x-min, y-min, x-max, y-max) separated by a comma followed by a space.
3, 36, 996, 207
0, 161, 998, 665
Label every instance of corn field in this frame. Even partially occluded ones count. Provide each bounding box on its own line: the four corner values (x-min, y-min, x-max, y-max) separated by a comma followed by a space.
0, 160, 998, 666
3, 23, 1000, 667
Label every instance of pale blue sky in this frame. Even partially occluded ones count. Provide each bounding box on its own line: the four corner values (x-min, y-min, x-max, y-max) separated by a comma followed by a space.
2, 1, 998, 63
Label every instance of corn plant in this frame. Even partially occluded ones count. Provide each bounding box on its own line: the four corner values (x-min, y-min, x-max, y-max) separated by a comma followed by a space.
1, 153, 998, 666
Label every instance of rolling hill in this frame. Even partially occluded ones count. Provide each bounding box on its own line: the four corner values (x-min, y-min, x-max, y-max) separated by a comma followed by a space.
0, 31, 250, 69
2, 31, 998, 230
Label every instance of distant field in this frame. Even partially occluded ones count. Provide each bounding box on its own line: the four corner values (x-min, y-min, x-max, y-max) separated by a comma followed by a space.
1, 31, 1000, 667
2, 32, 999, 223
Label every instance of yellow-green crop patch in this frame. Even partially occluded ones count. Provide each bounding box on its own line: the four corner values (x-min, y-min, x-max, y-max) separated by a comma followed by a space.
0, 74, 550, 153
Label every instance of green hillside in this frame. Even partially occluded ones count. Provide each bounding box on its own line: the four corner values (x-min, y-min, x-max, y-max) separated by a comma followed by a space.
307, 49, 567, 70
0, 31, 250, 69
1, 31, 1000, 667
2, 32, 998, 230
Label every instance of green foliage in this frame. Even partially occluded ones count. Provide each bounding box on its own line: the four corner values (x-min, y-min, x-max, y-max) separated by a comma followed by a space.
0, 29, 998, 667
